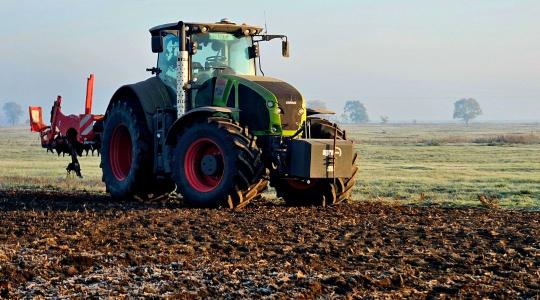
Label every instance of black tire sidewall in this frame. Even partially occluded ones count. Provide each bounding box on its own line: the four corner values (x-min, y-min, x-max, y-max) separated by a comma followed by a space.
305, 117, 345, 139
101, 102, 151, 198
172, 122, 239, 207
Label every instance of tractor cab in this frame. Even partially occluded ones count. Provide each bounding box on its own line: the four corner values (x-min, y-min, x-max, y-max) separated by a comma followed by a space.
148, 19, 290, 117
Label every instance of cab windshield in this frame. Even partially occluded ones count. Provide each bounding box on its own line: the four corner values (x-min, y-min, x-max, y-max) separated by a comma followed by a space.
191, 32, 255, 83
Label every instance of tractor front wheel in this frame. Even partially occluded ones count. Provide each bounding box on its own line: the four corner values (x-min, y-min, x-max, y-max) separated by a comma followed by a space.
171, 117, 267, 208
273, 117, 358, 206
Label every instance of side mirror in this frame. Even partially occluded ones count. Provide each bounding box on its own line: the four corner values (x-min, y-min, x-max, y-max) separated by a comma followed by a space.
282, 40, 290, 57
151, 35, 163, 53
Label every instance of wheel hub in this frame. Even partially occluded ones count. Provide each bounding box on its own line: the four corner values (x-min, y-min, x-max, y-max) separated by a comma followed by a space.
200, 154, 221, 176
184, 138, 225, 192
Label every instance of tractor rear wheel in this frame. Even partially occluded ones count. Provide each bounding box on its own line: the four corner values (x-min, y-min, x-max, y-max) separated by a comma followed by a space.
273, 117, 358, 206
101, 100, 153, 199
171, 117, 267, 208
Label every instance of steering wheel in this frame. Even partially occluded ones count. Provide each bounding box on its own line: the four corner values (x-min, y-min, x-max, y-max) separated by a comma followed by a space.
205, 55, 234, 75
206, 55, 227, 64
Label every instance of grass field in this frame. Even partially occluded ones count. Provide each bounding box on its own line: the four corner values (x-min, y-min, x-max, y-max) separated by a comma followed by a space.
346, 122, 540, 209
0, 127, 104, 192
0, 122, 539, 209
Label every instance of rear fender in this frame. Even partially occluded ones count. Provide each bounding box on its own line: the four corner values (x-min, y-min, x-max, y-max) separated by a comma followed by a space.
306, 108, 335, 116
165, 106, 238, 145
107, 77, 174, 132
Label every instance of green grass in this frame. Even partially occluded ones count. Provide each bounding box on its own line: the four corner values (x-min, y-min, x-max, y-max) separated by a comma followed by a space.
0, 127, 104, 193
1, 123, 539, 209
345, 123, 540, 209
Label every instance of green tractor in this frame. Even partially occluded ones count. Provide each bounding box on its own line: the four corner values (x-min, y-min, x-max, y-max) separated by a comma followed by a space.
100, 18, 358, 208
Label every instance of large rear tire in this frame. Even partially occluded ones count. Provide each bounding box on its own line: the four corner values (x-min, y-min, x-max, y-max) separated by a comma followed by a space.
273, 117, 358, 206
100, 100, 153, 199
171, 117, 267, 208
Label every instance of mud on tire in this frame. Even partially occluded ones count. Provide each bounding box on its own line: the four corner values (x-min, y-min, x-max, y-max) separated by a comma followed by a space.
100, 100, 153, 199
273, 117, 358, 207
171, 117, 267, 208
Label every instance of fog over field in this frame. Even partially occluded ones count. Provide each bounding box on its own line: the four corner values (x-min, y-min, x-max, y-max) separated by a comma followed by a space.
0, 0, 539, 122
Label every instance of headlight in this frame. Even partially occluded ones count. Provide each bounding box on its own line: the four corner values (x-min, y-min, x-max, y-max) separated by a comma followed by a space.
267, 101, 275, 108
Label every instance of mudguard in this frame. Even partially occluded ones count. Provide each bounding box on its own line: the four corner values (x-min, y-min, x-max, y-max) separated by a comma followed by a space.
107, 77, 174, 131
307, 108, 335, 116
165, 106, 238, 145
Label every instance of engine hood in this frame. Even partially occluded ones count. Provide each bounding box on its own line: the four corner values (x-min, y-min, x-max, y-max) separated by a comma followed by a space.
234, 75, 305, 131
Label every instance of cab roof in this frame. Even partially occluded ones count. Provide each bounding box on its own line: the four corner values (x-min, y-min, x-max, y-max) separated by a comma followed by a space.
149, 20, 263, 36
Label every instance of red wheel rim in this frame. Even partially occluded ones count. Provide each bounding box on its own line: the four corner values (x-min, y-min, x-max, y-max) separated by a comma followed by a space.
109, 124, 132, 181
184, 138, 224, 192
286, 179, 317, 190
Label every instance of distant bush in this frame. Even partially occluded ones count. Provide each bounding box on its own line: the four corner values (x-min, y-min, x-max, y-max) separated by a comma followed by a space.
417, 134, 540, 146
419, 136, 470, 145
473, 134, 540, 145
436, 136, 470, 144
422, 139, 441, 146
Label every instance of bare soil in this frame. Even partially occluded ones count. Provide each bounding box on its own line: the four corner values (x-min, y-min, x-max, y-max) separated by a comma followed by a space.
0, 189, 539, 298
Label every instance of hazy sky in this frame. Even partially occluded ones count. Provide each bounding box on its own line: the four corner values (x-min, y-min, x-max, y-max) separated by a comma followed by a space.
0, 0, 539, 121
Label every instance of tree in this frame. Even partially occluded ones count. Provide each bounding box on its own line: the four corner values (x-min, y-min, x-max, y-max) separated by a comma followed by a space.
453, 98, 482, 125
307, 99, 326, 109
380, 116, 389, 124
342, 100, 369, 123
2, 102, 23, 126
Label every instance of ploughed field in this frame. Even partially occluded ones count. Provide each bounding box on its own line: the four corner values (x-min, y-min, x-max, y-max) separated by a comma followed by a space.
1, 189, 539, 298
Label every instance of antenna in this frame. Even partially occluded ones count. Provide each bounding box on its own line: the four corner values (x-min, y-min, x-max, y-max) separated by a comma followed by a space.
263, 11, 268, 34
258, 11, 268, 76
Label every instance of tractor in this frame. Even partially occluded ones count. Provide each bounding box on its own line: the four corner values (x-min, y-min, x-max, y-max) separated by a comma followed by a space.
31, 18, 358, 208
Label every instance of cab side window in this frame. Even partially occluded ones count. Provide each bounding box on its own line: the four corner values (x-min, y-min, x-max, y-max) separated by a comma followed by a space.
158, 33, 179, 93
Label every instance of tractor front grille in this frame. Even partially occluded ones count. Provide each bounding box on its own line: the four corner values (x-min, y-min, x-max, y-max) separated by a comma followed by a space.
253, 80, 303, 131
238, 84, 270, 132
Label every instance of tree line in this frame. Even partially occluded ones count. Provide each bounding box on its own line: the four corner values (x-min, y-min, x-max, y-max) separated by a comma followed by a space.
309, 98, 483, 125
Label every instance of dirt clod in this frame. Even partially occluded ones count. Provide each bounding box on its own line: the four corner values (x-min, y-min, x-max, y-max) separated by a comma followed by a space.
66, 266, 78, 276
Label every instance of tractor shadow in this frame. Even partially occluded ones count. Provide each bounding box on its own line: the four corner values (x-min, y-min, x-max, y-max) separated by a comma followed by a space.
0, 189, 184, 212
0, 189, 289, 212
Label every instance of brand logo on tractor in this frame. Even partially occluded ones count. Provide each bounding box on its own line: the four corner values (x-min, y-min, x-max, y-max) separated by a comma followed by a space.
285, 100, 297, 105
214, 78, 227, 99
322, 147, 342, 157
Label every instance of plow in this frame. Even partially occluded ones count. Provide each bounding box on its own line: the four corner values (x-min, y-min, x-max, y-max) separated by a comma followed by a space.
28, 18, 358, 208
29, 74, 103, 177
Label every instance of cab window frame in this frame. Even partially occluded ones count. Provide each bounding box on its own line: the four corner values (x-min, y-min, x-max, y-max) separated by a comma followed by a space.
156, 30, 180, 94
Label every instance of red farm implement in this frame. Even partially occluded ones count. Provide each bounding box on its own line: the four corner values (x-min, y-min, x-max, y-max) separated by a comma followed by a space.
29, 74, 103, 177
